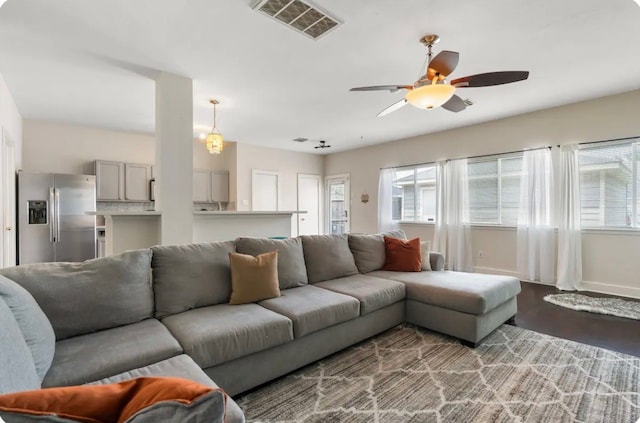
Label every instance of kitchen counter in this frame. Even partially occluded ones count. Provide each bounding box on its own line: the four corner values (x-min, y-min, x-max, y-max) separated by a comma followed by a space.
193, 210, 305, 215
88, 211, 161, 216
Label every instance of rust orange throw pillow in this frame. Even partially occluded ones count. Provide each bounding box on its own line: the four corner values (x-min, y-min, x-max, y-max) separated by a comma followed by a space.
382, 236, 422, 272
0, 377, 227, 423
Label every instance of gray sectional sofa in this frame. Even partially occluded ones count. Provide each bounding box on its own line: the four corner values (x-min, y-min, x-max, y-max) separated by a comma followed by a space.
0, 230, 521, 422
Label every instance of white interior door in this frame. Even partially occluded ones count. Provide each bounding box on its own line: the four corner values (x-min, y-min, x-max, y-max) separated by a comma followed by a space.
1, 128, 16, 267
252, 169, 280, 211
326, 174, 350, 234
297, 174, 321, 236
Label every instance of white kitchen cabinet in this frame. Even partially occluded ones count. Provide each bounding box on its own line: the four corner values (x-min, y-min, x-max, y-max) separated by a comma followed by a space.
124, 163, 152, 201
95, 160, 124, 201
193, 169, 211, 202
211, 171, 229, 203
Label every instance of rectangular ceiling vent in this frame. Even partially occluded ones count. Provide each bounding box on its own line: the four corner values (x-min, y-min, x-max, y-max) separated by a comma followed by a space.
253, 0, 341, 40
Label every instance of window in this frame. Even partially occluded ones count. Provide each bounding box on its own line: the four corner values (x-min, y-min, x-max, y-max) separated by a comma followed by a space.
391, 165, 437, 222
468, 154, 523, 225
579, 140, 639, 228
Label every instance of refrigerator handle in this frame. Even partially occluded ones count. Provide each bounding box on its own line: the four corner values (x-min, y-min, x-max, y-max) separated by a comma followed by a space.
49, 187, 55, 243
55, 188, 61, 243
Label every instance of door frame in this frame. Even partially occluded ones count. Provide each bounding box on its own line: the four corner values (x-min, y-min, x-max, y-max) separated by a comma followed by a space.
251, 169, 281, 211
325, 173, 350, 234
0, 127, 16, 267
297, 173, 322, 236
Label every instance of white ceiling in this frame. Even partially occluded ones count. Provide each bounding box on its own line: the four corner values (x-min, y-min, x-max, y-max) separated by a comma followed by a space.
0, 0, 639, 154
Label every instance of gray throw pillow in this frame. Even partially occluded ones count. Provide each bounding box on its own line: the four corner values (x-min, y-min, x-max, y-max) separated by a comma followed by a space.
0, 250, 153, 340
348, 230, 408, 274
235, 237, 308, 289
0, 275, 55, 382
152, 241, 236, 318
300, 234, 359, 283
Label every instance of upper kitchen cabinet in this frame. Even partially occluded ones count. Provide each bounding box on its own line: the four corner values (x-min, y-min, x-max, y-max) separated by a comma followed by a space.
95, 160, 124, 201
193, 169, 230, 203
211, 171, 229, 203
193, 169, 211, 202
95, 160, 152, 201
124, 163, 152, 201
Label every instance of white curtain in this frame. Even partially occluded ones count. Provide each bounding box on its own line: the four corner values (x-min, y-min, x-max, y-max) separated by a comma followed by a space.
557, 144, 582, 290
432, 161, 447, 255
445, 159, 473, 271
378, 168, 399, 232
517, 148, 555, 283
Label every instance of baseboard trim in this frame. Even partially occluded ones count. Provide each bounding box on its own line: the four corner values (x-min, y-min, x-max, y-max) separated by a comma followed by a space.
580, 280, 640, 300
474, 267, 640, 299
473, 266, 520, 278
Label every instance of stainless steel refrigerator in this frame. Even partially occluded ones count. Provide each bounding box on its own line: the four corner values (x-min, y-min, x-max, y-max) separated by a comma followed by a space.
17, 171, 96, 264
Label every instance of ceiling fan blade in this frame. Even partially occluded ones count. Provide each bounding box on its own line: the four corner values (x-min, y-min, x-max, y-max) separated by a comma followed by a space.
427, 50, 459, 80
350, 85, 413, 93
451, 71, 529, 88
377, 99, 407, 117
441, 95, 467, 113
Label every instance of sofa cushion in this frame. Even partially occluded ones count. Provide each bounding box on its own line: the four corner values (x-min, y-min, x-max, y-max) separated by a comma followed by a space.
87, 355, 244, 423
152, 241, 236, 318
382, 236, 422, 272
229, 251, 280, 305
43, 319, 182, 388
161, 304, 293, 368
369, 270, 521, 315
315, 275, 406, 315
300, 234, 358, 283
0, 275, 55, 382
0, 250, 153, 340
235, 237, 308, 289
348, 230, 407, 274
259, 285, 360, 337
0, 299, 41, 394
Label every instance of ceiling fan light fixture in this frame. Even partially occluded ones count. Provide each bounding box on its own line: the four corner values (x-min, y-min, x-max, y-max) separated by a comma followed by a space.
405, 83, 456, 110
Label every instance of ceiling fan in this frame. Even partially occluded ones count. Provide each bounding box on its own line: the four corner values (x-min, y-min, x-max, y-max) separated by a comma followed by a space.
350, 34, 529, 117
314, 140, 331, 149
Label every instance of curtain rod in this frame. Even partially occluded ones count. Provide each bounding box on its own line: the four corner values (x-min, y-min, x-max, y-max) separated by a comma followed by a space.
556, 135, 639, 148
380, 145, 551, 170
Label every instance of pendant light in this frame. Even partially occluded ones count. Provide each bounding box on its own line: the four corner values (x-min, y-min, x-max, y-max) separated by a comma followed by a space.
206, 100, 223, 154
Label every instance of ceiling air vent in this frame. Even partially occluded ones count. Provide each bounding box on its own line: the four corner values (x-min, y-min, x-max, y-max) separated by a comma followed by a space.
292, 137, 308, 142
253, 0, 341, 40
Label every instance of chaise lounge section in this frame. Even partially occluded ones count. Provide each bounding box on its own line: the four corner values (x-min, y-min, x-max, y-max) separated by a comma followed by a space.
0, 230, 521, 421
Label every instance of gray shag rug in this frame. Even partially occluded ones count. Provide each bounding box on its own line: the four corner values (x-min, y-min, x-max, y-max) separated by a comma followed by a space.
544, 293, 640, 320
236, 324, 640, 423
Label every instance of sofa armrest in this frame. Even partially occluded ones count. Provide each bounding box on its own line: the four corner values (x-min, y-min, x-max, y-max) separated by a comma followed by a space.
429, 252, 445, 271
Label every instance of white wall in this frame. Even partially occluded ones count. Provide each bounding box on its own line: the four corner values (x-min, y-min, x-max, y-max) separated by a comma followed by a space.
22, 119, 233, 174
325, 89, 640, 297
235, 142, 324, 234
0, 73, 22, 168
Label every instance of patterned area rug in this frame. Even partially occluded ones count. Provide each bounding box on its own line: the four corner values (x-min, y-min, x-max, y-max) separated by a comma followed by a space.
544, 293, 640, 320
236, 324, 640, 423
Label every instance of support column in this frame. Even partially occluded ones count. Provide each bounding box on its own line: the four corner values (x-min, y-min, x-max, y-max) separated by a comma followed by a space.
155, 72, 193, 245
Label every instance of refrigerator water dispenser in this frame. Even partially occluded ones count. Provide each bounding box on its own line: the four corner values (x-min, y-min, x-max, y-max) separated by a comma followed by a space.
27, 201, 48, 224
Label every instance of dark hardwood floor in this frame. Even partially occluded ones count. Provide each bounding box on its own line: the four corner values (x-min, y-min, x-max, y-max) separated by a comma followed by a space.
513, 281, 640, 357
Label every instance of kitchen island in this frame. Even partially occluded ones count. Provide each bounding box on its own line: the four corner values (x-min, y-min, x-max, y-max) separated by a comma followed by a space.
90, 210, 305, 256
88, 211, 161, 256
193, 211, 305, 242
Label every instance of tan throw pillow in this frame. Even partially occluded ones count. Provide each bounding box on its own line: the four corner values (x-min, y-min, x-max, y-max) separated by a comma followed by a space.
229, 251, 280, 305
421, 241, 432, 271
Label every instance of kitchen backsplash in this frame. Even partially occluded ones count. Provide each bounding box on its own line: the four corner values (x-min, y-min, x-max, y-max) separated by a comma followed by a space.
194, 202, 232, 211
97, 201, 155, 212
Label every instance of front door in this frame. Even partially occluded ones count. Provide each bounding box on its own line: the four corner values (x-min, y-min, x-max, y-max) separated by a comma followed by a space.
326, 174, 350, 235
